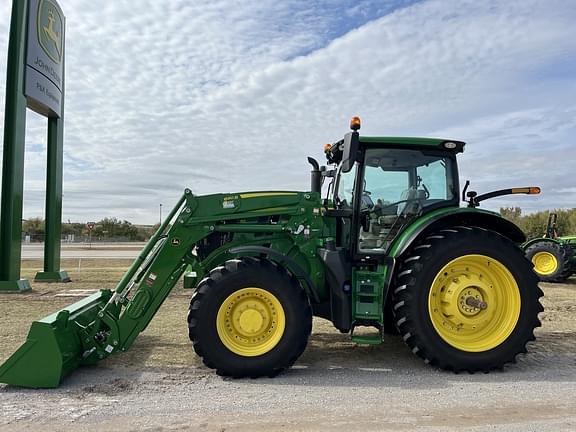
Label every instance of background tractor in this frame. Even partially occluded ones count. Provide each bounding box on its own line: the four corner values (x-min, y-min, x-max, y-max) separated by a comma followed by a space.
523, 213, 576, 282
0, 117, 543, 388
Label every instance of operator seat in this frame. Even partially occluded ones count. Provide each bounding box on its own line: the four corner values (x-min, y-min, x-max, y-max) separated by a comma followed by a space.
397, 187, 426, 215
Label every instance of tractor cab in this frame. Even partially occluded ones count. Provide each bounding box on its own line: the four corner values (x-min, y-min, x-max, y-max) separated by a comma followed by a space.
323, 117, 464, 255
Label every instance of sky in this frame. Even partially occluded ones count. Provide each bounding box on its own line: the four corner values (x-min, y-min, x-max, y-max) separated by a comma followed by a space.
0, 0, 575, 224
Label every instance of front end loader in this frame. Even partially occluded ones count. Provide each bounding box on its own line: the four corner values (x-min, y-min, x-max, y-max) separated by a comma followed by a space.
0, 117, 544, 387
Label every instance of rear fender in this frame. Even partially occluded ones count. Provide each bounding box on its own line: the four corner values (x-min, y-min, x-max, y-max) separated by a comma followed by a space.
389, 208, 526, 260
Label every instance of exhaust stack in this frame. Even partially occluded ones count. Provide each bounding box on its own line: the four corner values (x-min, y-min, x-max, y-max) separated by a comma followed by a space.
308, 157, 321, 193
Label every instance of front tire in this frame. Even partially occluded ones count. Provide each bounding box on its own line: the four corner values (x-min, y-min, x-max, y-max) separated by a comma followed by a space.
188, 257, 312, 377
393, 226, 543, 372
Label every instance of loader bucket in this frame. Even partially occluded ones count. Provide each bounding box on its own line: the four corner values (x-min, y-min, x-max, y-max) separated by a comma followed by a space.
0, 290, 111, 388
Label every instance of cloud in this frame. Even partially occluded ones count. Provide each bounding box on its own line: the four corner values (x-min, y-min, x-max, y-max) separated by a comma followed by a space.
431, 106, 576, 212
0, 0, 575, 223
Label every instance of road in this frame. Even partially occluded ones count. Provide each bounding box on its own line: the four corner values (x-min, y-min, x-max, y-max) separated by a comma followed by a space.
21, 243, 145, 259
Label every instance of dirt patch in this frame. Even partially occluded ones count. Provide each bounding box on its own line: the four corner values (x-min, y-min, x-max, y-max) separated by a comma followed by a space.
538, 280, 576, 332
82, 378, 133, 396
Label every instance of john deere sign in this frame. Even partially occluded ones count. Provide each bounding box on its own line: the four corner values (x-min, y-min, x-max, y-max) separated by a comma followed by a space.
1, 0, 69, 292
25, 0, 65, 117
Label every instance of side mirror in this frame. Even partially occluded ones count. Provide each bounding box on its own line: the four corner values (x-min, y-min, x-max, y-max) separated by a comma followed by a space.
341, 131, 359, 173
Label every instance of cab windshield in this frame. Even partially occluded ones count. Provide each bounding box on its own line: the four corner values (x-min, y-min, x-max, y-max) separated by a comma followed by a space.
335, 148, 458, 252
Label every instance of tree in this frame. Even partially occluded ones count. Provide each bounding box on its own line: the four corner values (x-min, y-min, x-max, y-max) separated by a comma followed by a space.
22, 217, 45, 241
22, 217, 155, 242
499, 207, 522, 225
500, 207, 576, 240
92, 218, 139, 241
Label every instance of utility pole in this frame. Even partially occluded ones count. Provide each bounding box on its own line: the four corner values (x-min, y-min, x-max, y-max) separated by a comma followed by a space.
159, 203, 163, 225
86, 222, 95, 249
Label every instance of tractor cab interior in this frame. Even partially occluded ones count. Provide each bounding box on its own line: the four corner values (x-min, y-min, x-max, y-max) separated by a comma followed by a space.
335, 147, 458, 253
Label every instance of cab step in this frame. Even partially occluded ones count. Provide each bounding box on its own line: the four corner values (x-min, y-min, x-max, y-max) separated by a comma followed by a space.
351, 334, 383, 345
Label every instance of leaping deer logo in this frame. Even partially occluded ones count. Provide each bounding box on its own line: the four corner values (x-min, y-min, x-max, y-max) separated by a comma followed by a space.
43, 8, 61, 57
37, 0, 63, 64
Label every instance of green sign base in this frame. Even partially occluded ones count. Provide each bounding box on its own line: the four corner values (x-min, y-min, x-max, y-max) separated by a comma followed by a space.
0, 279, 31, 292
34, 270, 71, 283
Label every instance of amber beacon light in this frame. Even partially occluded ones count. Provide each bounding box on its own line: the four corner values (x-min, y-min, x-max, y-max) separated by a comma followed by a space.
350, 116, 361, 131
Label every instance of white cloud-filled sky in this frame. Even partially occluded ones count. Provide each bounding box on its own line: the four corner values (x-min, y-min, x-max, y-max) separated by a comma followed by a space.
0, 0, 575, 224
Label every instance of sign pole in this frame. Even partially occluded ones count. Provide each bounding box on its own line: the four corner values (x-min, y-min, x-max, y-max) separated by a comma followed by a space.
0, 0, 31, 292
34, 115, 70, 282
34, 22, 69, 282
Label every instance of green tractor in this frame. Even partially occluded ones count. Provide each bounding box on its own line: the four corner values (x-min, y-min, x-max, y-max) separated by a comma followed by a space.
0, 118, 544, 388
523, 213, 576, 282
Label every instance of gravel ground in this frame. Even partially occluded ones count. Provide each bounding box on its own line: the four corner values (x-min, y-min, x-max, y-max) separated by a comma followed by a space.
1, 277, 575, 431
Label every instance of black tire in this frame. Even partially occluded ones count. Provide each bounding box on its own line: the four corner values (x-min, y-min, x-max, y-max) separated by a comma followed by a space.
524, 240, 572, 282
188, 257, 312, 378
392, 226, 543, 372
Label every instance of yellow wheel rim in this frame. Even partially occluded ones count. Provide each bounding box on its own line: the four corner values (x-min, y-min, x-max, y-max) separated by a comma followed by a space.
428, 254, 521, 352
531, 251, 558, 275
216, 287, 285, 357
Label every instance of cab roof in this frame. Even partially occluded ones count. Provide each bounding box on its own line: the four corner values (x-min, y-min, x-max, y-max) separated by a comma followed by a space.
324, 132, 465, 167
359, 136, 466, 152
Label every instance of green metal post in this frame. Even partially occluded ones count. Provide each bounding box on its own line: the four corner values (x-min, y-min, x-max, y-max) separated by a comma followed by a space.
34, 115, 70, 282
34, 0, 69, 282
0, 0, 31, 292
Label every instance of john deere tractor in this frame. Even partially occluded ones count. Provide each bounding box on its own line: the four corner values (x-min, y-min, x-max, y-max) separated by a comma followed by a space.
523, 213, 576, 282
0, 117, 543, 388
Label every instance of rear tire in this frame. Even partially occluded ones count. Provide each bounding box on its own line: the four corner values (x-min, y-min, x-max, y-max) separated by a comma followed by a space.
188, 257, 312, 377
524, 240, 571, 282
393, 227, 543, 372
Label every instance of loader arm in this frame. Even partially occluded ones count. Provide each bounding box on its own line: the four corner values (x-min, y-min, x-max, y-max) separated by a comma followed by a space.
79, 189, 210, 362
